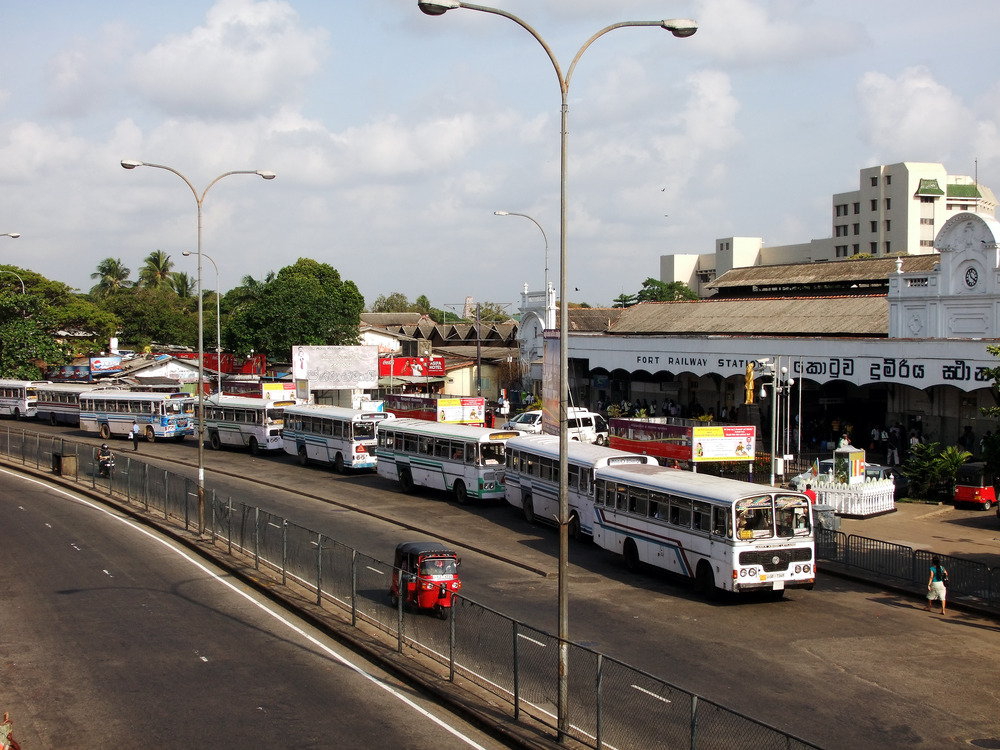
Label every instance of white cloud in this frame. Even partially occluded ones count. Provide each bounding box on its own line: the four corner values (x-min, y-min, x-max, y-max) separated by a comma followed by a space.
857, 66, 970, 160
129, 0, 328, 118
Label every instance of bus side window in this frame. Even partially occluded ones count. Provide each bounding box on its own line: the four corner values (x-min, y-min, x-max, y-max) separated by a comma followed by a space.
595, 481, 605, 506
712, 507, 730, 537
615, 485, 627, 511
648, 500, 659, 519
568, 465, 579, 491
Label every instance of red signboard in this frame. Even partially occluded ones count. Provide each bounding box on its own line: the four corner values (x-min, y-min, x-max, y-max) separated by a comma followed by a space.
379, 356, 446, 377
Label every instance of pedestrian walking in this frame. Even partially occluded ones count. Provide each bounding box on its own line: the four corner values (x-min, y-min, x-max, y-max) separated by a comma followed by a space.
924, 556, 948, 615
130, 420, 140, 451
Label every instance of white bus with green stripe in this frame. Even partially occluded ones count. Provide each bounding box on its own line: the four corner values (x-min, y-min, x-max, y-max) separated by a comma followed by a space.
376, 418, 521, 504
282, 404, 394, 472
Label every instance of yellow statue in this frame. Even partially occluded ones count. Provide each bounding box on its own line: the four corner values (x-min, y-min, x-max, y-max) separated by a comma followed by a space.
744, 362, 755, 405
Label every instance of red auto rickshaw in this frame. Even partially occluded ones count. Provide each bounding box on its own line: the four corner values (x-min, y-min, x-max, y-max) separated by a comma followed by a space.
954, 462, 997, 511
389, 541, 462, 619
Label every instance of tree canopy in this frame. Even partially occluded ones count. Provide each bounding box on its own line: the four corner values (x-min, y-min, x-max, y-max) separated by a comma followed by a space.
225, 258, 364, 360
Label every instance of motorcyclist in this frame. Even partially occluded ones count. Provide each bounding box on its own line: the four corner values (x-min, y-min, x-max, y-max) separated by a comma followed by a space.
97, 443, 114, 475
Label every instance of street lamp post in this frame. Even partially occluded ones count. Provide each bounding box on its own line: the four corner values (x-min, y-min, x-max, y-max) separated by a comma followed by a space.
121, 159, 275, 535
418, 3, 696, 740
183, 250, 222, 396
0, 270, 25, 294
0, 233, 19, 240
758, 357, 795, 487
494, 210, 549, 303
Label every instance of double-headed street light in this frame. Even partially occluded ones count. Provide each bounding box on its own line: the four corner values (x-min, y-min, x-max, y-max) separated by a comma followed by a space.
183, 250, 222, 396
419, 2, 696, 740
121, 159, 275, 535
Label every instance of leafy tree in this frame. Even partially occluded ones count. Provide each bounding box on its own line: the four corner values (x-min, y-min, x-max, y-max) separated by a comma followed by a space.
635, 278, 698, 302
138, 250, 175, 288
90, 258, 133, 298
370, 292, 412, 313
612, 293, 637, 308
225, 258, 364, 360
103, 287, 197, 351
414, 295, 431, 315
901, 442, 971, 500
474, 302, 512, 324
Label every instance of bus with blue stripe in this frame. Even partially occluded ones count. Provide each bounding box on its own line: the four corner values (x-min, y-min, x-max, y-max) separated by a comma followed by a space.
205, 395, 294, 455
79, 390, 195, 441
592, 463, 815, 598
503, 434, 656, 539
282, 404, 393, 472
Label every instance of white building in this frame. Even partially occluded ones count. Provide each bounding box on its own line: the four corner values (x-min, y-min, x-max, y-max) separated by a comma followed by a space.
662, 162, 999, 297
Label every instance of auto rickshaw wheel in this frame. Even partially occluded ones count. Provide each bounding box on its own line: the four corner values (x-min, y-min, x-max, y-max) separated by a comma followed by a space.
453, 480, 468, 505
522, 494, 535, 524
982, 499, 993, 511
435, 604, 449, 620
389, 591, 399, 608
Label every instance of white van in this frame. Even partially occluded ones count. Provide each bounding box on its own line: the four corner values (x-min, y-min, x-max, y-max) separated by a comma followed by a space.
503, 408, 608, 444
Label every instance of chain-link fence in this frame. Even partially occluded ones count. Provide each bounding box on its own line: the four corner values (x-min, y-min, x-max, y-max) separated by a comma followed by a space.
19, 427, 822, 749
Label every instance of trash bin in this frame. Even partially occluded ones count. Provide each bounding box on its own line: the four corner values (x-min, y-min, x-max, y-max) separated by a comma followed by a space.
52, 453, 77, 477
811, 503, 840, 532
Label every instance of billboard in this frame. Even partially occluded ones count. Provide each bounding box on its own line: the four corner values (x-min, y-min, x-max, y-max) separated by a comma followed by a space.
691, 426, 756, 463
292, 345, 378, 390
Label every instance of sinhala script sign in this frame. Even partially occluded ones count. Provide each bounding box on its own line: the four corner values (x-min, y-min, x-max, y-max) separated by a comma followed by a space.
292, 346, 378, 390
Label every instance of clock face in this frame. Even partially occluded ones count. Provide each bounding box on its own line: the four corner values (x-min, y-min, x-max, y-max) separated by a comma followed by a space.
965, 267, 979, 287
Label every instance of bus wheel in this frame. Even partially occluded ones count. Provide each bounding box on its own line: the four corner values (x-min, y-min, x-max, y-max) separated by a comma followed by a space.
12, 408, 19, 421
49, 413, 57, 426
569, 513, 583, 541
522, 494, 535, 524
145, 427, 156, 443
99, 424, 111, 440
210, 432, 222, 451
696, 561, 717, 599
334, 453, 344, 474
453, 480, 468, 505
623, 538, 640, 572
248, 437, 260, 456
297, 446, 308, 467
399, 469, 415, 494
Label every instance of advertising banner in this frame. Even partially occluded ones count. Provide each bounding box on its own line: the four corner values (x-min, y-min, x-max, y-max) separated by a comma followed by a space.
292, 345, 378, 390
379, 356, 446, 377
691, 426, 756, 462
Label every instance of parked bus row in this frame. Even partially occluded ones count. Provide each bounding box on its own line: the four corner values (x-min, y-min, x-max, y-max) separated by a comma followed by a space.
12, 379, 816, 598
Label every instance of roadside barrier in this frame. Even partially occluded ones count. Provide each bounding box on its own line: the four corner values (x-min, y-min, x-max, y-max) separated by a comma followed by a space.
16, 427, 821, 749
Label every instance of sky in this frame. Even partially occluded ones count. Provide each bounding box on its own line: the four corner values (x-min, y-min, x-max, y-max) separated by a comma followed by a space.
2, 1, 1000, 313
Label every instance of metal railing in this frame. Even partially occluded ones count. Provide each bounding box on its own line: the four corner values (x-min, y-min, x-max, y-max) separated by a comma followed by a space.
14, 427, 822, 749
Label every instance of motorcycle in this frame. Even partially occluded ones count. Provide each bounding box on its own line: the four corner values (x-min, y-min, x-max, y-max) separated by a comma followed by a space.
98, 453, 115, 477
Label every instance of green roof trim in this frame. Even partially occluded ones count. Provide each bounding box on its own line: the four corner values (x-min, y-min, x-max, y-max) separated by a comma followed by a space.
947, 183, 981, 198
915, 178, 944, 196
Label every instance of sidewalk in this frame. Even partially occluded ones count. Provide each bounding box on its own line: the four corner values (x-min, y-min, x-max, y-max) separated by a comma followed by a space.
822, 500, 1000, 617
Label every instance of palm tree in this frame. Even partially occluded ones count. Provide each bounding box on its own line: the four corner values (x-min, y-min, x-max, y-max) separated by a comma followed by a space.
228, 272, 275, 308
139, 250, 175, 289
90, 257, 133, 298
169, 271, 197, 299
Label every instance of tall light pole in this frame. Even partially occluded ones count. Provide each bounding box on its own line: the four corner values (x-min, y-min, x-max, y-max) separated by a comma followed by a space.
758, 357, 794, 487
418, 3, 697, 740
0, 270, 25, 294
121, 159, 275, 535
183, 250, 222, 395
494, 209, 549, 303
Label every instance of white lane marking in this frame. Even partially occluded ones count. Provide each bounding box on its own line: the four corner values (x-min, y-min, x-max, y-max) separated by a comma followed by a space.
103, 569, 113, 578
71, 544, 81, 551
3, 469, 491, 750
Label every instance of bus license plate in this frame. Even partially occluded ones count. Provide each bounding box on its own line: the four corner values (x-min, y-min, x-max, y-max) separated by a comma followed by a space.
773, 580, 785, 591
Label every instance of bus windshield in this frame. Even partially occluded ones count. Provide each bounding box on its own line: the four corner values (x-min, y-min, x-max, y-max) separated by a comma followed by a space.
354, 420, 376, 440
480, 444, 504, 465
736, 496, 774, 539
775, 495, 811, 537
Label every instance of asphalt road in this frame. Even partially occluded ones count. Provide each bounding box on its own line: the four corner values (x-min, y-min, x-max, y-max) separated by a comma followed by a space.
10, 424, 1000, 749
0, 471, 511, 750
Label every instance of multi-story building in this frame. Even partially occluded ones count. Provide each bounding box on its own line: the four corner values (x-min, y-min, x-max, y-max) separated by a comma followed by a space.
662, 162, 998, 297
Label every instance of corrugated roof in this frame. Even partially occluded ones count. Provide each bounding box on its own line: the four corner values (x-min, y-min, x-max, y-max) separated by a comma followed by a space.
708, 255, 938, 289
555, 307, 625, 332
609, 296, 888, 337
361, 312, 427, 326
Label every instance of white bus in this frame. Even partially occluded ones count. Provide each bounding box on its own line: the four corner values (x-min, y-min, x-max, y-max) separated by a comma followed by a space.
282, 404, 394, 472
376, 418, 520, 504
205, 396, 294, 455
592, 464, 815, 598
36, 383, 124, 426
504, 434, 657, 539
79, 390, 196, 441
0, 379, 46, 419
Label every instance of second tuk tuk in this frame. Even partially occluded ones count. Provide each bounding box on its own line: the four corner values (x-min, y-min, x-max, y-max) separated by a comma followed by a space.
389, 541, 462, 619
954, 461, 997, 511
